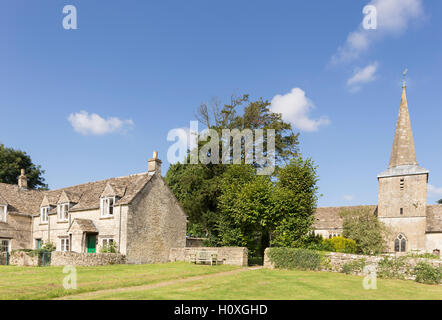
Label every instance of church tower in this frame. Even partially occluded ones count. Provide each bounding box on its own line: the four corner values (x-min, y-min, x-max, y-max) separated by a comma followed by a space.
377, 84, 429, 253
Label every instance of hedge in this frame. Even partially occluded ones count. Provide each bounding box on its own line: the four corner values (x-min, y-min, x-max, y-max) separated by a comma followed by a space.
267, 247, 322, 270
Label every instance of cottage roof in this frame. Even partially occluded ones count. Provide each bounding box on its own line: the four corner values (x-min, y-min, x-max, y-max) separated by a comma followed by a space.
0, 183, 44, 215
0, 172, 152, 216
67, 218, 99, 233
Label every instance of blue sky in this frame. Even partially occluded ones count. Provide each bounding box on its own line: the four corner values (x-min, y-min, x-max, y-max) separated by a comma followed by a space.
1, 0, 441, 206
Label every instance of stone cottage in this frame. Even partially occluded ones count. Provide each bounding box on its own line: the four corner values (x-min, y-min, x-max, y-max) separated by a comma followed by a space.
314, 86, 442, 254
0, 152, 187, 264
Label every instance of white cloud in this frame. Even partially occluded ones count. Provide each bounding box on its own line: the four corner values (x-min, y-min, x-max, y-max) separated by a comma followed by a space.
347, 62, 379, 91
428, 184, 442, 197
343, 195, 355, 201
68, 111, 134, 136
331, 0, 424, 64
270, 88, 329, 132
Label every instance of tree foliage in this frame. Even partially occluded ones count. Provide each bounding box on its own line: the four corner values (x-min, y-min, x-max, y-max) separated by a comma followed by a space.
340, 207, 390, 255
165, 94, 300, 240
216, 156, 319, 256
437, 199, 442, 205
0, 143, 47, 190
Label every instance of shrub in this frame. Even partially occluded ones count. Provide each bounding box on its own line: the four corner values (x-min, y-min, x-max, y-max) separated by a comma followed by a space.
267, 247, 322, 270
100, 242, 118, 253
341, 259, 366, 274
413, 262, 442, 285
323, 236, 357, 254
340, 207, 390, 255
377, 256, 411, 280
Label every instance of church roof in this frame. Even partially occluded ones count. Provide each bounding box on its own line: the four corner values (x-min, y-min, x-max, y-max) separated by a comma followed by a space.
314, 205, 378, 230
388, 87, 418, 168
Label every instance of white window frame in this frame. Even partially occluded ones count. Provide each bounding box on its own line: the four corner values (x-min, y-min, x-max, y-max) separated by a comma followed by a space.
0, 205, 7, 223
102, 238, 114, 247
0, 239, 10, 252
100, 197, 115, 217
40, 206, 49, 223
60, 238, 70, 252
57, 203, 69, 222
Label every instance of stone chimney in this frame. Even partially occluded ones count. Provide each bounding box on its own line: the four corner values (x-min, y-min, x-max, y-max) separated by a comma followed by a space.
18, 169, 28, 189
148, 151, 162, 176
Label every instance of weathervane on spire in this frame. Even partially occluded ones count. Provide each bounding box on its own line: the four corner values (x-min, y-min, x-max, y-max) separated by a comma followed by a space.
402, 68, 408, 88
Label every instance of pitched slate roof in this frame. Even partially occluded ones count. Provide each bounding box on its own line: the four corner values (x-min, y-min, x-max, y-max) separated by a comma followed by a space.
0, 172, 152, 216
314, 205, 378, 230
426, 205, 442, 233
68, 218, 98, 233
0, 183, 44, 215
42, 173, 152, 213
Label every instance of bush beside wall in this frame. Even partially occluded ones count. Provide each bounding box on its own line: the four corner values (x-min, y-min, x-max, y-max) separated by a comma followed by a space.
264, 248, 442, 284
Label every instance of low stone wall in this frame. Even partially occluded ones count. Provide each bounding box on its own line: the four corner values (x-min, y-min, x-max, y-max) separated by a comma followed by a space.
9, 251, 39, 266
169, 247, 248, 266
264, 248, 442, 280
51, 252, 126, 266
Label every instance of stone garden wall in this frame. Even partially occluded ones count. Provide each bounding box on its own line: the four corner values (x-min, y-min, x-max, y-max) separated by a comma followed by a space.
9, 251, 39, 266
169, 247, 248, 266
51, 252, 126, 266
264, 249, 441, 280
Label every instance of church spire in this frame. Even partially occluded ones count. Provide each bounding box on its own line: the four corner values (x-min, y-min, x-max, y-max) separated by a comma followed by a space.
388, 84, 418, 168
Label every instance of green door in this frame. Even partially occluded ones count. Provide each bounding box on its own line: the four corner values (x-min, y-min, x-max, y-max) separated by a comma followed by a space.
87, 235, 96, 253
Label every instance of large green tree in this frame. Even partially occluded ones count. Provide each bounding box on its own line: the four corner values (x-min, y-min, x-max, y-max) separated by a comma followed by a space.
215, 156, 319, 256
271, 157, 319, 248
165, 94, 300, 238
0, 143, 47, 190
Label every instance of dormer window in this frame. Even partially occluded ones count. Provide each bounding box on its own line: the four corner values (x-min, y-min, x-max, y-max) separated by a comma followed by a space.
100, 197, 115, 217
40, 206, 49, 223
57, 203, 69, 222
0, 205, 7, 222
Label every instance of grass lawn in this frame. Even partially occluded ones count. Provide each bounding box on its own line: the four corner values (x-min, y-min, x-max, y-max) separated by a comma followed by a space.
0, 262, 237, 300
0, 263, 440, 300
77, 268, 442, 300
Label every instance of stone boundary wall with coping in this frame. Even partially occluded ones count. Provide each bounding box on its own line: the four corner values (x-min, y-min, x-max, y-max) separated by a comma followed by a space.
51, 252, 126, 266
264, 248, 441, 280
8, 251, 39, 266
169, 247, 248, 266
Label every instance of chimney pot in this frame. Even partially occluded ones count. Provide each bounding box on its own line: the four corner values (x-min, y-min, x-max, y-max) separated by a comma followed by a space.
148, 151, 162, 176
18, 169, 28, 189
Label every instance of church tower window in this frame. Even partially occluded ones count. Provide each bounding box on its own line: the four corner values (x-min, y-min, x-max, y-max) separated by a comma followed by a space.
394, 234, 406, 252
400, 178, 405, 190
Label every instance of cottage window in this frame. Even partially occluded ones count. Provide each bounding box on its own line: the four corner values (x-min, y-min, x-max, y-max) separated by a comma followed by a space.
0, 205, 7, 222
40, 206, 49, 223
57, 203, 69, 221
60, 238, 70, 252
0, 239, 10, 252
394, 234, 406, 252
100, 197, 115, 217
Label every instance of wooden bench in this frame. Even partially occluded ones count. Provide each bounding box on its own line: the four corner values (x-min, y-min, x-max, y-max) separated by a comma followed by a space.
189, 251, 218, 265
